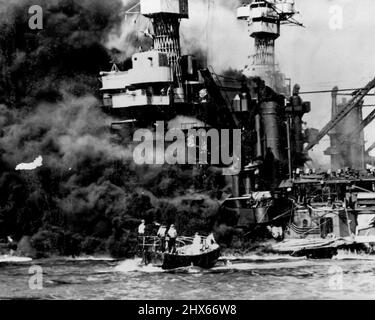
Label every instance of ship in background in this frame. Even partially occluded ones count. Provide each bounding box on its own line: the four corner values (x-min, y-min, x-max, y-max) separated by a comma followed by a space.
273, 75, 375, 256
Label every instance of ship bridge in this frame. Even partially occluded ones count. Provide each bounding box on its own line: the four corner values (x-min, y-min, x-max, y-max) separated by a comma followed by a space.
100, 51, 178, 109
99, 0, 201, 118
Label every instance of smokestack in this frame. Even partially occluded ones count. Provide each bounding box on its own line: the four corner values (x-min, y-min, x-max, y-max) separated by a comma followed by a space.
260, 101, 282, 161
324, 86, 341, 170
232, 175, 240, 197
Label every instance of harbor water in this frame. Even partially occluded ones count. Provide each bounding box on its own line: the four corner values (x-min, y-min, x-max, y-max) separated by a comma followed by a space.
1, 253, 375, 300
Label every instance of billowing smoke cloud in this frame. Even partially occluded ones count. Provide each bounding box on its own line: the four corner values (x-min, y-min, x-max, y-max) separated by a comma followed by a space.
0, 94, 226, 255
0, 0, 123, 105
0, 95, 136, 241
181, 0, 247, 72
0, 96, 132, 168
0, 0, 235, 257
105, 0, 153, 63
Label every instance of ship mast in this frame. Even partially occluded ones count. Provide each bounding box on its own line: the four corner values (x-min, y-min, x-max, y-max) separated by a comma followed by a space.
237, 0, 301, 94
141, 0, 189, 85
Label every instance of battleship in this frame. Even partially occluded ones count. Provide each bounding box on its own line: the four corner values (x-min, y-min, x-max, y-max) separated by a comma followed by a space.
98, 0, 375, 259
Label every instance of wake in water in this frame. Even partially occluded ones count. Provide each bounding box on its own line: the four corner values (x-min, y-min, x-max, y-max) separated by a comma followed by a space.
110, 251, 375, 277
334, 250, 375, 261
65, 256, 116, 262
114, 259, 215, 274
112, 254, 308, 275
114, 258, 164, 273
220, 253, 305, 262
0, 255, 32, 263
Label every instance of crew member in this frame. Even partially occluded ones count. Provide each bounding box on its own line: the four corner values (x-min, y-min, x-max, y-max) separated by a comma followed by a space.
7, 235, 16, 254
192, 233, 202, 254
167, 224, 178, 253
138, 220, 146, 236
138, 219, 146, 249
206, 233, 216, 249
157, 224, 167, 252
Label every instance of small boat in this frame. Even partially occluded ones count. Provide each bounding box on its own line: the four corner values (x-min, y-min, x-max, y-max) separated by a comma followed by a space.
272, 172, 375, 258
271, 237, 353, 259
271, 203, 357, 259
138, 235, 221, 270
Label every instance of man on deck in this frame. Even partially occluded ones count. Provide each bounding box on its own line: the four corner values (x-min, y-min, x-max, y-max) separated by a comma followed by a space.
138, 220, 146, 236
192, 233, 202, 254
206, 233, 217, 249
167, 225, 178, 254
138, 220, 146, 249
157, 224, 167, 252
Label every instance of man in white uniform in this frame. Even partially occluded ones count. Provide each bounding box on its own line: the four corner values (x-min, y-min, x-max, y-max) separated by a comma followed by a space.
138, 220, 146, 236
167, 225, 178, 253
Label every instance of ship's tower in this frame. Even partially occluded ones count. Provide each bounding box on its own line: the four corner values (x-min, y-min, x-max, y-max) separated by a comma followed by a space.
140, 0, 189, 83
237, 0, 299, 93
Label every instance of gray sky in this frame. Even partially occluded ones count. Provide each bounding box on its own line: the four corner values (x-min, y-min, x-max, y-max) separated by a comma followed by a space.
279, 0, 375, 100
279, 0, 375, 167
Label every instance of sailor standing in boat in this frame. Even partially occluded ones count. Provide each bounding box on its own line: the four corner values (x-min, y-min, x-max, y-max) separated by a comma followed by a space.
138, 219, 146, 249
167, 224, 178, 254
138, 220, 146, 236
157, 224, 167, 252
192, 233, 202, 254
206, 233, 216, 249
7, 236, 16, 255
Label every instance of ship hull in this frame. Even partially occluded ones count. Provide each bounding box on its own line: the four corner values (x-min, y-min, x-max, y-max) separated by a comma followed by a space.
145, 247, 221, 270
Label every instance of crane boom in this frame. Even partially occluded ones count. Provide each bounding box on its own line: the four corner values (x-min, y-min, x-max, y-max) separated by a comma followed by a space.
342, 107, 375, 143
367, 142, 375, 154
304, 77, 375, 151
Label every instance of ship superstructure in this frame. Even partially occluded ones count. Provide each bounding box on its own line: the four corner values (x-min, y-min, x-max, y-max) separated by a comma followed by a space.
237, 0, 301, 96
100, 0, 203, 126
99, 0, 313, 218
235, 0, 311, 186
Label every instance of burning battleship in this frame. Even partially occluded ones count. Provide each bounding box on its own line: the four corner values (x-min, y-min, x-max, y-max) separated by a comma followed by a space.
100, 0, 310, 225
98, 0, 375, 258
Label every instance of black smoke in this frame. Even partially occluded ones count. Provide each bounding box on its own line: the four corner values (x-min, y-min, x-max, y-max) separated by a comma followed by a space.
0, 0, 233, 258
0, 0, 123, 106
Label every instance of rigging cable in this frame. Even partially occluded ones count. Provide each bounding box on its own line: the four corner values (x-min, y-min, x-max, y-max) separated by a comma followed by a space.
299, 88, 373, 95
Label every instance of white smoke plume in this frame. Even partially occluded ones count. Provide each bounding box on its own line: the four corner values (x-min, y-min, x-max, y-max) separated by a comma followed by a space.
106, 0, 151, 61
15, 156, 43, 171
181, 0, 247, 72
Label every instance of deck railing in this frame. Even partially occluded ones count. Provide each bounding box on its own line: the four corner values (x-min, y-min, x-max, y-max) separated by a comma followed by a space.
138, 235, 209, 252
